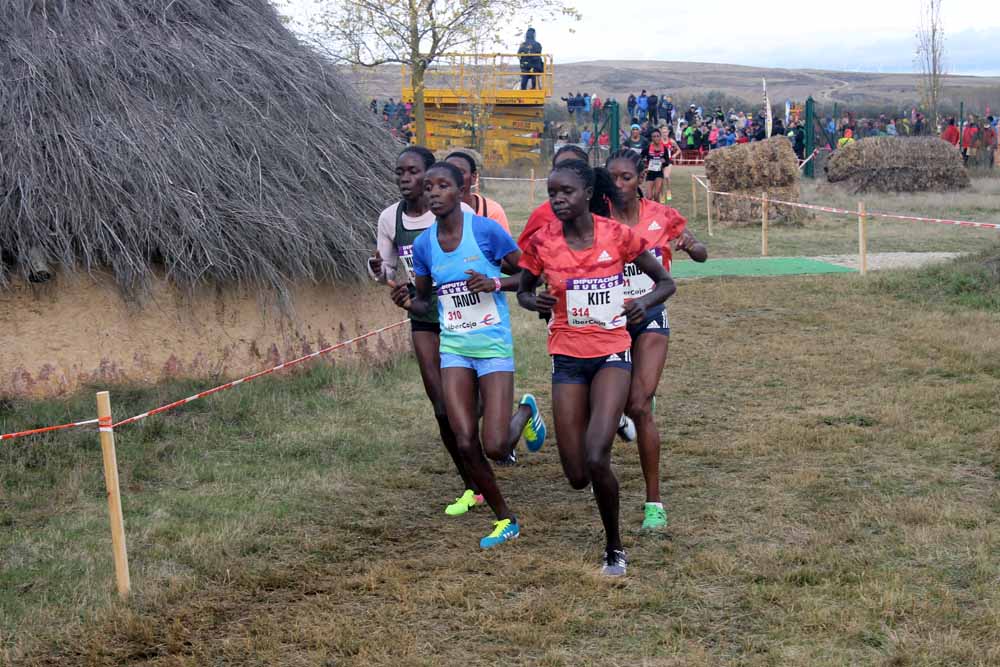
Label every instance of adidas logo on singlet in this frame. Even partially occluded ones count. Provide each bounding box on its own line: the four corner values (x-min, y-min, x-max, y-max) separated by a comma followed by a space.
648, 221, 662, 231
598, 250, 613, 263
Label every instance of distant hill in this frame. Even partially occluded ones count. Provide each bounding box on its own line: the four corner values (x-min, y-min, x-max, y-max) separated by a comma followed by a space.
346, 60, 1000, 114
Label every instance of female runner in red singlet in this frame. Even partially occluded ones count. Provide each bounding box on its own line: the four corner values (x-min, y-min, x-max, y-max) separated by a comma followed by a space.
607, 148, 707, 532
517, 160, 676, 576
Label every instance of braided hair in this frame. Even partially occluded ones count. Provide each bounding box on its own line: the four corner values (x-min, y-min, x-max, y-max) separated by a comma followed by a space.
552, 144, 588, 166
550, 159, 624, 217
606, 148, 645, 200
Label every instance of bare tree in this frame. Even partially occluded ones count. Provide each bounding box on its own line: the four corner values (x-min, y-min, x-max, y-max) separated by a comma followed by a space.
915, 0, 945, 127
311, 0, 576, 144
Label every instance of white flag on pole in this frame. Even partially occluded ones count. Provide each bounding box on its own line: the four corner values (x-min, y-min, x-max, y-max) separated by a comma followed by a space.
763, 78, 773, 138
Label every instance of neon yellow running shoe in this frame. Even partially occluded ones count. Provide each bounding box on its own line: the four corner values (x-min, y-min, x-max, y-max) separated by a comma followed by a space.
445, 489, 484, 516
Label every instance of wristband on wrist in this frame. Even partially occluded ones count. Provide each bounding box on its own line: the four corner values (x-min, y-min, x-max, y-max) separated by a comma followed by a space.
492, 277, 502, 292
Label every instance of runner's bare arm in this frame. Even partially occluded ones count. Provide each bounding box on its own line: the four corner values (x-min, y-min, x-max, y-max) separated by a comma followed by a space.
499, 250, 523, 279
673, 229, 707, 262
517, 269, 556, 314
621, 251, 675, 325
387, 280, 411, 311
407, 275, 434, 316
368, 250, 383, 280
388, 276, 432, 316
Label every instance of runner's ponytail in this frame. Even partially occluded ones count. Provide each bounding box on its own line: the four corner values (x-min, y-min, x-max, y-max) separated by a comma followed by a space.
591, 166, 625, 216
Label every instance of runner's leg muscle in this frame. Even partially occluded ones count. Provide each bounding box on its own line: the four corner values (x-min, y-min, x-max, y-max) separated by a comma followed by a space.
412, 331, 476, 492
552, 383, 591, 489
627, 334, 669, 503
442, 367, 512, 520
587, 367, 630, 550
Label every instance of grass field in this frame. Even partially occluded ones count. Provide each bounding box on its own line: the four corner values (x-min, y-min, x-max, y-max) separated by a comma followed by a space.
2, 176, 1000, 666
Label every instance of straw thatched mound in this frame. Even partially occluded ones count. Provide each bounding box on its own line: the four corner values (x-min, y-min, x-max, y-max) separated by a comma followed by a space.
826, 137, 970, 194
704, 137, 804, 225
0, 0, 398, 297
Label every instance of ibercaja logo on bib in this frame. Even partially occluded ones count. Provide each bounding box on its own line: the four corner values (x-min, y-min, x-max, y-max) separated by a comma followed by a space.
438, 281, 500, 333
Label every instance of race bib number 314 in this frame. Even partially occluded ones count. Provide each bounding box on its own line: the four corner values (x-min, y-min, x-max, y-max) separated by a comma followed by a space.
438, 281, 501, 333
566, 275, 626, 329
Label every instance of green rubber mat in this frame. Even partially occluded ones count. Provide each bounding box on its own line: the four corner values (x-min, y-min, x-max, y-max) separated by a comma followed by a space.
672, 257, 856, 278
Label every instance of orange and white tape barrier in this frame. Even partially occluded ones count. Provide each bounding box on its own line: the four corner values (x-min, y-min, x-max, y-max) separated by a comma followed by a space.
693, 177, 1000, 231
1, 418, 100, 441
1, 319, 409, 441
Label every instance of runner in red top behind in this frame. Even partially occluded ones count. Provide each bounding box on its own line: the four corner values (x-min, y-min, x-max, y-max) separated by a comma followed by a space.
606, 148, 708, 533
518, 159, 675, 577
518, 145, 590, 248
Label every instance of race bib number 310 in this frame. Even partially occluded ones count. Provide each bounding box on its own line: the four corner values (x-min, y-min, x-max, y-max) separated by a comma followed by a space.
438, 281, 501, 333
566, 275, 626, 329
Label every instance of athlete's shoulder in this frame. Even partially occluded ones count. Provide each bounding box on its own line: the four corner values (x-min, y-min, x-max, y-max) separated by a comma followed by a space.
412, 223, 436, 248
379, 201, 403, 218
485, 196, 506, 213
470, 214, 511, 239
593, 213, 629, 232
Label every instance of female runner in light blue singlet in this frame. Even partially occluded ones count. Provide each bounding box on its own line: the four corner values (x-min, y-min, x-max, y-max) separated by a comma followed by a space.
389, 161, 546, 550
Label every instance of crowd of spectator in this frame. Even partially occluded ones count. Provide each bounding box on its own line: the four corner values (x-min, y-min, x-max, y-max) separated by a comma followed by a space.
370, 98, 414, 143
938, 115, 997, 168
828, 112, 997, 168
562, 94, 810, 161
559, 89, 997, 170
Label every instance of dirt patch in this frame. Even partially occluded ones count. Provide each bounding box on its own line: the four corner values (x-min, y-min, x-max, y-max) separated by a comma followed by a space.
813, 251, 966, 271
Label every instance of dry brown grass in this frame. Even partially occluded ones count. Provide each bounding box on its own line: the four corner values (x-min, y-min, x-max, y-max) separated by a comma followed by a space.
5, 267, 999, 666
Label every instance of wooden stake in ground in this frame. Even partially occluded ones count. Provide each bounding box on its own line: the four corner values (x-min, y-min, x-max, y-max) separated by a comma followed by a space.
706, 187, 713, 237
529, 168, 536, 206
761, 192, 769, 256
858, 201, 868, 275
96, 391, 131, 598
691, 174, 698, 221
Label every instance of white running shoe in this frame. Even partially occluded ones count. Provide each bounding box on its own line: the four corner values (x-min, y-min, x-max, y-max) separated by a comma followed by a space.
601, 548, 628, 577
616, 415, 636, 442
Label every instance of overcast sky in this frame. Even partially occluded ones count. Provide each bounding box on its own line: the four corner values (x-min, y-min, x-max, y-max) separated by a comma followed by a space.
281, 0, 1000, 76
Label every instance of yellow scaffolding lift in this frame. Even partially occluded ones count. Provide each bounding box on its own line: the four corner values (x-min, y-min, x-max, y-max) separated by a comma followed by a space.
401, 53, 553, 168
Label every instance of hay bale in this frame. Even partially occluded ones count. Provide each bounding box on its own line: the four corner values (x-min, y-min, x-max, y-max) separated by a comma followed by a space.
826, 137, 970, 194
0, 0, 399, 298
705, 137, 803, 226
714, 184, 804, 227
705, 137, 799, 191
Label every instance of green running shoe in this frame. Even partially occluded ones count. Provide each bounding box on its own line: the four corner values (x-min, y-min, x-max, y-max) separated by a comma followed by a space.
641, 503, 668, 531
445, 489, 484, 516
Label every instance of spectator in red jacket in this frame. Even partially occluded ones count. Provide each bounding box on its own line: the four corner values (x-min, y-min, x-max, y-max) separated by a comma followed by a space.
981, 117, 997, 169
961, 117, 979, 165
941, 118, 960, 146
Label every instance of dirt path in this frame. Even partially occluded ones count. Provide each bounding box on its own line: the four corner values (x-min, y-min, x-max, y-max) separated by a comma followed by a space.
811, 251, 964, 271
